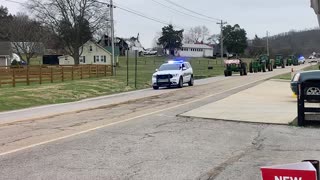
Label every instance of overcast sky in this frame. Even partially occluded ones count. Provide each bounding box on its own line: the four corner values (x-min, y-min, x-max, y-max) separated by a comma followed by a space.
1, 0, 318, 48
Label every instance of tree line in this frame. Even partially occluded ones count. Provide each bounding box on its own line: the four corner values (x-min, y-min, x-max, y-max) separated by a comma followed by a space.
0, 0, 109, 65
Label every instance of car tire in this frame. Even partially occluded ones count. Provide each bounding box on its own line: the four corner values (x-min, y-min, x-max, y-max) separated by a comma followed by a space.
178, 77, 183, 88
153, 86, 159, 90
188, 76, 194, 86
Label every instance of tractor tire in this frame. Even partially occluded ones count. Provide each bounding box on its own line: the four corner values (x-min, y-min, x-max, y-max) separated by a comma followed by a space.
178, 77, 183, 88
228, 71, 232, 76
240, 69, 243, 76
273, 65, 277, 69
224, 70, 228, 77
243, 68, 247, 76
153, 86, 159, 90
262, 63, 266, 72
243, 64, 248, 76
282, 63, 285, 68
249, 63, 253, 73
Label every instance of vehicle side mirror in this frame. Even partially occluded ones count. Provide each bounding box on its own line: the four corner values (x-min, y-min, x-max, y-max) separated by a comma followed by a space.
182, 67, 187, 71
155, 69, 158, 72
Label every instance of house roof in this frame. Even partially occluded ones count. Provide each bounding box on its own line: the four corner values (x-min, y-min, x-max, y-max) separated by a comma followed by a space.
182, 44, 213, 49
85, 40, 112, 55
0, 41, 11, 56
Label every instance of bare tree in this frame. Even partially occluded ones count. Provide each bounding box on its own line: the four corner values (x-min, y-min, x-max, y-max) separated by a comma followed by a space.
184, 25, 210, 44
27, 0, 109, 64
207, 34, 220, 45
8, 14, 46, 64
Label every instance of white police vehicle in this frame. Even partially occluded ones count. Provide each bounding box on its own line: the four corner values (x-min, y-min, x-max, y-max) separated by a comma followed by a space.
152, 60, 194, 90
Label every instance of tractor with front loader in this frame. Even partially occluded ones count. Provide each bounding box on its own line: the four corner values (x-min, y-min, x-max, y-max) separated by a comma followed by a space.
224, 59, 248, 77
273, 54, 285, 69
249, 54, 273, 73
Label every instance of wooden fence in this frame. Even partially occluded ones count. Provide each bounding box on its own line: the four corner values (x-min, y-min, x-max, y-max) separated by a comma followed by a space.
0, 65, 112, 87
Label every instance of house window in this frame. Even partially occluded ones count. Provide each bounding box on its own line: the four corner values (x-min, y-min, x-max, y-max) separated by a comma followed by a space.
89, 46, 93, 52
103, 56, 106, 63
96, 55, 100, 62
80, 56, 86, 63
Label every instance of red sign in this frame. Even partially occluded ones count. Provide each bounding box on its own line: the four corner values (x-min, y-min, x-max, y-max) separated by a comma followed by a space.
261, 162, 317, 180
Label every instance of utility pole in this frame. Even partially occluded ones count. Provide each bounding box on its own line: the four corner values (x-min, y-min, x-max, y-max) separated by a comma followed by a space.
266, 31, 269, 56
217, 20, 227, 63
110, 0, 116, 76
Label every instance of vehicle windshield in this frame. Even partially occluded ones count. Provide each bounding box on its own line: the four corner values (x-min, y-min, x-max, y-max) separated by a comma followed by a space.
159, 64, 181, 71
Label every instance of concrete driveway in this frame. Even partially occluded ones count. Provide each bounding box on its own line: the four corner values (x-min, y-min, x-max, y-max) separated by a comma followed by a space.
181, 79, 297, 124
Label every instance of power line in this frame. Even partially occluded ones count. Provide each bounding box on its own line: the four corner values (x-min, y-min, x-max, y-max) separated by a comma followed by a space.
162, 0, 222, 22
4, 0, 186, 29
112, 1, 186, 29
95, 0, 185, 29
2, 0, 25, 6
150, 0, 218, 23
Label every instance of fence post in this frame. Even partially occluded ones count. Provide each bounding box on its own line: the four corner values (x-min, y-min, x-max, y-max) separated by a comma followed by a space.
39, 66, 42, 84
50, 67, 53, 83
12, 68, 16, 87
104, 65, 107, 76
61, 66, 64, 82
71, 66, 74, 80
96, 65, 98, 78
80, 66, 83, 79
89, 65, 91, 78
135, 50, 138, 89
127, 50, 129, 86
26, 66, 30, 85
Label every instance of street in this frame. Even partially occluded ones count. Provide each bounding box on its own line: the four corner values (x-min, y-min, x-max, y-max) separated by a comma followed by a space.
0, 65, 319, 180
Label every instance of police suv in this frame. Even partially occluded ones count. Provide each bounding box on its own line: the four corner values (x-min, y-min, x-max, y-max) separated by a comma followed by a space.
152, 60, 194, 90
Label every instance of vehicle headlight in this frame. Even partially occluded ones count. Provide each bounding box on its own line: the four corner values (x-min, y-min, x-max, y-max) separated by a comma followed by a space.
292, 73, 300, 82
172, 74, 178, 77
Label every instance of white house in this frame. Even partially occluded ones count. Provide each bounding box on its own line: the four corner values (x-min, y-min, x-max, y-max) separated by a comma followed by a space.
178, 44, 214, 57
59, 40, 112, 65
80, 40, 112, 65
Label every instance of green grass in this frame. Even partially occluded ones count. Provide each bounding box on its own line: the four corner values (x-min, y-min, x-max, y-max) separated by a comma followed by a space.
0, 77, 133, 112
273, 64, 319, 80
0, 56, 241, 112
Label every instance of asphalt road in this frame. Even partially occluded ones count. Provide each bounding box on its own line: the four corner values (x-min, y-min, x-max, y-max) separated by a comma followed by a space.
1, 64, 319, 180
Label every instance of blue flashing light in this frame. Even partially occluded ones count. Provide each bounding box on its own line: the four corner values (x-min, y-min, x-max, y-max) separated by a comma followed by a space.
168, 59, 184, 64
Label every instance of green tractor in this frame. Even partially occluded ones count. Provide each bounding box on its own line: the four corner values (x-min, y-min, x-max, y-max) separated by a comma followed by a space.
286, 55, 299, 66
249, 54, 273, 73
273, 54, 285, 69
224, 59, 248, 77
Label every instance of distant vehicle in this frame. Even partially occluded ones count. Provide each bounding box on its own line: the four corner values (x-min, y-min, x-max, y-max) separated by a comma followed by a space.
309, 55, 318, 63
143, 49, 157, 56
287, 55, 299, 66
309, 55, 316, 59
249, 54, 273, 73
298, 56, 305, 64
152, 60, 193, 89
274, 54, 285, 68
291, 70, 320, 95
224, 59, 247, 76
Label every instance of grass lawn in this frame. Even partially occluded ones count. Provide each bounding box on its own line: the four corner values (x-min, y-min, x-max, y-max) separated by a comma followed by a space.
0, 77, 133, 112
0, 56, 242, 112
273, 64, 319, 80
